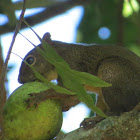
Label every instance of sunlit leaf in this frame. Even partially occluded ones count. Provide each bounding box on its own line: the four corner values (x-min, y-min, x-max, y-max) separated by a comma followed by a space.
24, 20, 110, 118
40, 39, 110, 117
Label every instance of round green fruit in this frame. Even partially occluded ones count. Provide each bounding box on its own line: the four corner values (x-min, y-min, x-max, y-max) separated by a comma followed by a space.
3, 82, 63, 140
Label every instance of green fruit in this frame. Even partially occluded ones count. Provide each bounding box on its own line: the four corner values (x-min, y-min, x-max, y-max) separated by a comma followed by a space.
3, 82, 63, 140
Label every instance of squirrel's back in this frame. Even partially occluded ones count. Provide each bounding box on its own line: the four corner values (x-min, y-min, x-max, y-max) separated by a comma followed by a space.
51, 41, 140, 74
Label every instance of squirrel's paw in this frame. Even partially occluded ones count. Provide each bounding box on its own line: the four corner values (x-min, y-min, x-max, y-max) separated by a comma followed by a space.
80, 116, 104, 129
25, 93, 44, 108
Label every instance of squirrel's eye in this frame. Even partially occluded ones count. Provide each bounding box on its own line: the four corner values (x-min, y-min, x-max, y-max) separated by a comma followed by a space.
25, 55, 36, 65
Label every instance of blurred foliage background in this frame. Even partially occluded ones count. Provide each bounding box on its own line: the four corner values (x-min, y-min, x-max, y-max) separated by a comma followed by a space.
1, 0, 140, 48
77, 0, 140, 55
1, 0, 140, 55
0, 0, 140, 133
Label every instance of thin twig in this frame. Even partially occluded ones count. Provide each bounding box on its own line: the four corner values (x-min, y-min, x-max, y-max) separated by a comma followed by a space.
18, 31, 36, 48
0, 0, 26, 137
0, 0, 87, 35
3, 0, 26, 75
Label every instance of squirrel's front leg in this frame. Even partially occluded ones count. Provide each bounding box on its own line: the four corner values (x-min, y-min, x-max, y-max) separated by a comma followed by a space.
25, 88, 79, 111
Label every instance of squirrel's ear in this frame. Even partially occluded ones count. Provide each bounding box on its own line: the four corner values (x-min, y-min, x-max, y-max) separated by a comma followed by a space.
42, 32, 53, 45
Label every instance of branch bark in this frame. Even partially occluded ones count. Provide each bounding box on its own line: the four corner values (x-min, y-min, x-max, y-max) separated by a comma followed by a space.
0, 0, 26, 137
55, 103, 140, 140
0, 0, 87, 35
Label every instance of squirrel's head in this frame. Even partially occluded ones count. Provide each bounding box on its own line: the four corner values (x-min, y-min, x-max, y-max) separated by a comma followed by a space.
18, 45, 58, 84
18, 32, 58, 84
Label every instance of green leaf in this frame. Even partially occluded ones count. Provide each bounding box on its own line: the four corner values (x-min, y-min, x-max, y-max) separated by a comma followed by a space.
24, 21, 110, 118
24, 61, 75, 96
61, 76, 108, 118
40, 38, 110, 118
41, 40, 70, 69
73, 70, 111, 87
39, 40, 110, 117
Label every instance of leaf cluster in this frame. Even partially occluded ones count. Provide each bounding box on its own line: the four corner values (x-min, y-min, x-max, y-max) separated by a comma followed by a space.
24, 21, 111, 118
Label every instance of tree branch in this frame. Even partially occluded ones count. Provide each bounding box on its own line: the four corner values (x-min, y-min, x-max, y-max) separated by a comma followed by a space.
0, 0, 87, 35
0, 0, 26, 136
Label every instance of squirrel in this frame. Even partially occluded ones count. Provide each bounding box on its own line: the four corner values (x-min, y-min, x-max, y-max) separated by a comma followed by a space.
18, 32, 140, 126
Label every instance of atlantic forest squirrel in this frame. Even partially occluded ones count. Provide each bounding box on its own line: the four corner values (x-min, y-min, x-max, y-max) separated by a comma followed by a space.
18, 32, 140, 126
